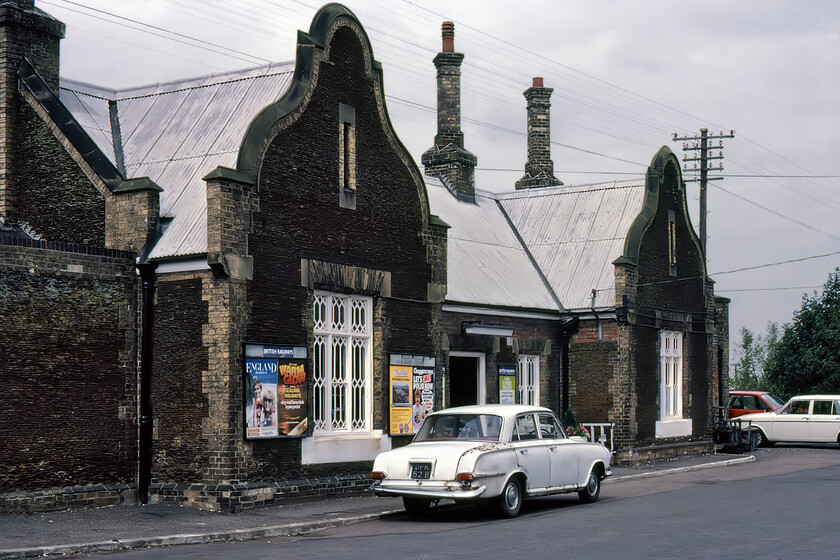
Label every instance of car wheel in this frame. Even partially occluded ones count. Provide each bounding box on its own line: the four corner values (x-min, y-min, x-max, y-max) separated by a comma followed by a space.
754, 429, 774, 448
402, 496, 431, 516
578, 469, 600, 503
497, 477, 523, 518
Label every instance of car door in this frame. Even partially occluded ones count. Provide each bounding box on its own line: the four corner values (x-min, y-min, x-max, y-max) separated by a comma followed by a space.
771, 399, 811, 442
537, 412, 579, 488
741, 395, 764, 416
808, 399, 840, 442
512, 413, 550, 491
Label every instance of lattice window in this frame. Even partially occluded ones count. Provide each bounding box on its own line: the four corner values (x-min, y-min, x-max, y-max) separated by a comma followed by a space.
518, 354, 539, 406
313, 335, 327, 430
314, 295, 327, 331
313, 292, 372, 433
660, 331, 683, 420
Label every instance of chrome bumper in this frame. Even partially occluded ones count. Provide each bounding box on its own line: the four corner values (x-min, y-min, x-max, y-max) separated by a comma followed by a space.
371, 484, 488, 500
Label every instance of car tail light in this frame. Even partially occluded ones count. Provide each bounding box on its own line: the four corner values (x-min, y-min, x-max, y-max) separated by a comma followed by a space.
456, 472, 474, 487
369, 471, 386, 484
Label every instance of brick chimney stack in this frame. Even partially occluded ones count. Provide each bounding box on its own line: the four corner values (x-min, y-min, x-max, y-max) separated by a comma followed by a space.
422, 21, 477, 202
1, 0, 65, 221
515, 77, 562, 189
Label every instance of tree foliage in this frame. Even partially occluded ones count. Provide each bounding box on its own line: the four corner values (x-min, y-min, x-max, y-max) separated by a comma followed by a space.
731, 327, 764, 390
730, 323, 780, 391
764, 268, 840, 397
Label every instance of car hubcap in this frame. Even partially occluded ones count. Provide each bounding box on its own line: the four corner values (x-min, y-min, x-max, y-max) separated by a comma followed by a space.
587, 474, 597, 494
505, 483, 519, 510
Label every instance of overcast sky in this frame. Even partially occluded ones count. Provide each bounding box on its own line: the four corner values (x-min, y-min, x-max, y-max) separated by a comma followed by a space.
41, 0, 840, 354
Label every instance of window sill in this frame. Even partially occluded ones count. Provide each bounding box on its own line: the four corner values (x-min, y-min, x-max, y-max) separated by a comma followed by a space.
302, 430, 389, 464
655, 418, 692, 438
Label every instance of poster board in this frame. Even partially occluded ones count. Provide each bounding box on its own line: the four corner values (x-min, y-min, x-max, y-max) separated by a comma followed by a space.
499, 366, 516, 404
244, 344, 308, 439
389, 354, 436, 435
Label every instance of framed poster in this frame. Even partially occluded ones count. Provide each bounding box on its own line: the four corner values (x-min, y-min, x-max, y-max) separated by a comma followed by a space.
244, 344, 308, 439
389, 354, 436, 435
412, 367, 435, 433
389, 365, 412, 435
499, 366, 516, 404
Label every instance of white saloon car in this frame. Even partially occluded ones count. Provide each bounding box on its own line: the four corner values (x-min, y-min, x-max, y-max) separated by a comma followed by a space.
739, 394, 840, 447
369, 405, 612, 517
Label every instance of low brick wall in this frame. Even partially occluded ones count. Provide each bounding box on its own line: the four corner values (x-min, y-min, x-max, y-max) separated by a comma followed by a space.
613, 440, 716, 466
150, 474, 372, 513
0, 484, 138, 514
0, 475, 373, 514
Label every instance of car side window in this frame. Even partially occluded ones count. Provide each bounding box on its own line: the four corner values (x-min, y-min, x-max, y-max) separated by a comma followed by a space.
784, 400, 810, 414
742, 396, 757, 409
514, 414, 539, 441
537, 413, 565, 439
728, 395, 741, 408
812, 401, 833, 415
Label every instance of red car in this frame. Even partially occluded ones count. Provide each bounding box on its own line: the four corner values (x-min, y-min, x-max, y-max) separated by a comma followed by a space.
728, 391, 783, 419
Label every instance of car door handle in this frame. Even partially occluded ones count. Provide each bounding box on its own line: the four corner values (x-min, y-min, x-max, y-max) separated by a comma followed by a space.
519, 449, 527, 454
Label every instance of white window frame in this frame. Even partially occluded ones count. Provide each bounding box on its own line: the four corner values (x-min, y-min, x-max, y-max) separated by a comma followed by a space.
312, 291, 372, 435
656, 330, 692, 438
518, 354, 540, 406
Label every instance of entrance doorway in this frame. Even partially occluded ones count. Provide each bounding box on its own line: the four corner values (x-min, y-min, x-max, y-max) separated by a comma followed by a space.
448, 352, 485, 407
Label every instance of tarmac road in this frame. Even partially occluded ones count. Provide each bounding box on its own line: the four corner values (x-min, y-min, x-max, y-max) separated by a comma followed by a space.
1, 445, 837, 558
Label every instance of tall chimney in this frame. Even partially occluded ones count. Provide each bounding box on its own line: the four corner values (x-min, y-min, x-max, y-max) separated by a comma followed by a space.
422, 21, 477, 202
515, 77, 562, 189
1, 0, 65, 222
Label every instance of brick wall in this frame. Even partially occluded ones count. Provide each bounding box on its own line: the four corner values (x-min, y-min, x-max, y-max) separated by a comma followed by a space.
240, 22, 442, 480
0, 239, 138, 512
141, 17, 446, 497
615, 154, 716, 449
569, 318, 619, 424
150, 274, 211, 483
8, 100, 106, 244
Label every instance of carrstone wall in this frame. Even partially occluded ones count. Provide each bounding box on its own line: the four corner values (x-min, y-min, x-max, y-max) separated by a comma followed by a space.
0, 239, 138, 512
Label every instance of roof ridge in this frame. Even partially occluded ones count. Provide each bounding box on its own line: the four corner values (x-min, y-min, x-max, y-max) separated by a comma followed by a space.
60, 61, 295, 102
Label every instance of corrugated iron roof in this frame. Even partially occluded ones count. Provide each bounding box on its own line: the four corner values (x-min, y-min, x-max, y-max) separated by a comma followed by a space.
60, 61, 647, 315
61, 62, 295, 259
426, 178, 559, 311
497, 181, 646, 311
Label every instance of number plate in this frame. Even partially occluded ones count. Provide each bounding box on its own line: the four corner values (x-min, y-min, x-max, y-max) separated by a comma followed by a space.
410, 463, 431, 479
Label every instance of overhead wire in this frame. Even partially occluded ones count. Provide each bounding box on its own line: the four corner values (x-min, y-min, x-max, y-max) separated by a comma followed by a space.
47, 0, 840, 242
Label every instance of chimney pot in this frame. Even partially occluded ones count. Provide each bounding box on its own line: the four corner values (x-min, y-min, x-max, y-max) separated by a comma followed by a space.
533, 77, 544, 87
441, 21, 455, 52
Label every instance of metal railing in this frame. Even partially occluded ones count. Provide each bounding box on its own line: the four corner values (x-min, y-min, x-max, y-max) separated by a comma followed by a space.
582, 422, 615, 451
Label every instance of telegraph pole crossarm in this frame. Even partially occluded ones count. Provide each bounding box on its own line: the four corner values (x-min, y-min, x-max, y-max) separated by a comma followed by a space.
672, 128, 735, 257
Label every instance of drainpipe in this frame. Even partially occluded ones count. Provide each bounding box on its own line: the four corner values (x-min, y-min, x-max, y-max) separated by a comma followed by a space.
138, 263, 156, 504
560, 316, 579, 414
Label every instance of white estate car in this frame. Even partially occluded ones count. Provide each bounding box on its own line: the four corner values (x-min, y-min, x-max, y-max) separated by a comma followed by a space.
738, 395, 840, 447
369, 405, 612, 518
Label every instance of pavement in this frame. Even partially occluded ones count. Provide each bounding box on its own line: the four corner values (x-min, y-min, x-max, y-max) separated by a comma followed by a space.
0, 452, 756, 559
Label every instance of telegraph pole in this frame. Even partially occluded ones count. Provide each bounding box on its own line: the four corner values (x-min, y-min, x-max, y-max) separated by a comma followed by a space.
672, 129, 735, 256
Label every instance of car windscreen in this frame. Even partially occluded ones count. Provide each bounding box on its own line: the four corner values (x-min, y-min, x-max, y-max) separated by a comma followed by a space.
764, 394, 784, 409
414, 414, 502, 442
